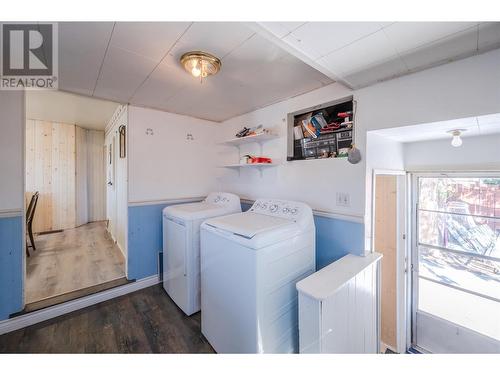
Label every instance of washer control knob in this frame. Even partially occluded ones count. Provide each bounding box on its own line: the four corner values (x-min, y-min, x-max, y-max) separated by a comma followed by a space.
291, 208, 298, 215
283, 207, 290, 214
270, 204, 278, 213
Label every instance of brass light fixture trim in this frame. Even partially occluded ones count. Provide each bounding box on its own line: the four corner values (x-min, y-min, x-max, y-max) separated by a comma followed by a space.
180, 51, 222, 80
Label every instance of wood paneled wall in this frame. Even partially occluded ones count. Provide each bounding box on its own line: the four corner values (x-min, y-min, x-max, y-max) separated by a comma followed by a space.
86, 129, 106, 222
26, 120, 76, 233
26, 121, 106, 233
75, 126, 88, 227
374, 175, 398, 350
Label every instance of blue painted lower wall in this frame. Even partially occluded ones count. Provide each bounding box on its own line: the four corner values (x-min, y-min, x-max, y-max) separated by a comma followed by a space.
128, 202, 199, 280
0, 216, 23, 320
314, 215, 364, 269
128, 204, 167, 280
128, 201, 364, 279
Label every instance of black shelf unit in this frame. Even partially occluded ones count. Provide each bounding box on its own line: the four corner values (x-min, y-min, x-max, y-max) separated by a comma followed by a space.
287, 97, 354, 161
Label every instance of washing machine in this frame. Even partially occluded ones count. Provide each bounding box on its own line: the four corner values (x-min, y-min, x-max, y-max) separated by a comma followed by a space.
200, 199, 316, 353
162, 192, 241, 316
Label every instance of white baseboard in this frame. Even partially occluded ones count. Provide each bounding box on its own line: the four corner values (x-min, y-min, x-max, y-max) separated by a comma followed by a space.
0, 275, 160, 336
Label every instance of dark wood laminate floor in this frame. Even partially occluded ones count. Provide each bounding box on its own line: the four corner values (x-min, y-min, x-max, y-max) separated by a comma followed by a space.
0, 285, 215, 353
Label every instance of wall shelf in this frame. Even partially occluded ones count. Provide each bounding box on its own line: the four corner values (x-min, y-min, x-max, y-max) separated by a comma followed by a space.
220, 163, 280, 169
219, 162, 280, 177
220, 131, 280, 176
220, 132, 279, 147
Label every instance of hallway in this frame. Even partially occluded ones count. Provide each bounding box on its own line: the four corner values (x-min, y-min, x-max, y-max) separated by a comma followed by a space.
26, 221, 126, 304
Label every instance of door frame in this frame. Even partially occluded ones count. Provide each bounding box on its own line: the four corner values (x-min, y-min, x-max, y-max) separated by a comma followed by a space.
371, 169, 409, 353
409, 171, 500, 352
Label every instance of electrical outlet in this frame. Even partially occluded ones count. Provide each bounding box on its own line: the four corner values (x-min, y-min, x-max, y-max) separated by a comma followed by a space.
336, 192, 350, 207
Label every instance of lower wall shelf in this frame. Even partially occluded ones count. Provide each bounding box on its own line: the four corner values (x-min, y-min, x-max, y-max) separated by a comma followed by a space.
219, 163, 280, 177
220, 163, 280, 169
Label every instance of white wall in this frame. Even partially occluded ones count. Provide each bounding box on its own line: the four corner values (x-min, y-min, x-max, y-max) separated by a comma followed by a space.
219, 48, 500, 228
404, 133, 500, 171
128, 106, 220, 203
0, 91, 24, 213
105, 105, 128, 259
219, 83, 359, 216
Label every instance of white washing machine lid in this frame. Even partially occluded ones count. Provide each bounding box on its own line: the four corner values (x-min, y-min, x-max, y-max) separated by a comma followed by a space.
163, 202, 237, 221
203, 212, 295, 239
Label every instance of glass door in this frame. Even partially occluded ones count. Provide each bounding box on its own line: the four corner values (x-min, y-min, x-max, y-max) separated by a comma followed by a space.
412, 174, 500, 353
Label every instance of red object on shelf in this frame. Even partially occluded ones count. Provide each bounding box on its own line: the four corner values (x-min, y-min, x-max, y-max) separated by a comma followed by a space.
337, 111, 352, 118
248, 156, 272, 164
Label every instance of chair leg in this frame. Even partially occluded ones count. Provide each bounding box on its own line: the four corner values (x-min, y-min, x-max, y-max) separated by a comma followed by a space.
28, 222, 36, 251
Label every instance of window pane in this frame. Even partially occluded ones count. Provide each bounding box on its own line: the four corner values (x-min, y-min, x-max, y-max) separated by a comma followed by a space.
418, 210, 500, 258
479, 178, 500, 218
418, 177, 500, 218
419, 246, 500, 301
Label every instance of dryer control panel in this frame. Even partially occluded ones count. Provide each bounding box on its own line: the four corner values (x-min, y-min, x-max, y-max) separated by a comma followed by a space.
204, 192, 242, 213
206, 192, 238, 205
249, 199, 313, 228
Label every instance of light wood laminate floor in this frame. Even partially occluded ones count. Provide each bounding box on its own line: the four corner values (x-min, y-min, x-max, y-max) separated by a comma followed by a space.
26, 221, 126, 304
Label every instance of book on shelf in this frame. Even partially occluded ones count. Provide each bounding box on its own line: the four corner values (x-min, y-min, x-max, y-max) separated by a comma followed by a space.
293, 125, 304, 140
302, 120, 318, 139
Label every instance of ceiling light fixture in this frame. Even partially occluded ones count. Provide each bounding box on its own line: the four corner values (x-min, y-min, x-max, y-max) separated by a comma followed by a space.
447, 129, 466, 147
180, 51, 221, 82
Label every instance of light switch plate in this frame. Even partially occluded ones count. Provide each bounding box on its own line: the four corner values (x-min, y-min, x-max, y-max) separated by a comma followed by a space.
336, 192, 350, 207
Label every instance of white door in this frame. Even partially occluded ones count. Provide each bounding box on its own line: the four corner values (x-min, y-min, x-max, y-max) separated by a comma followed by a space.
412, 174, 500, 353
106, 137, 117, 240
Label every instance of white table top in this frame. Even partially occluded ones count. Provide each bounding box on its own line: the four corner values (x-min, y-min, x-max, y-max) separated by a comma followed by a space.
296, 252, 383, 301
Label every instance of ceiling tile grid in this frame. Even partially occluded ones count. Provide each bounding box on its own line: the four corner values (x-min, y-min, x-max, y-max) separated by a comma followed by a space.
59, 22, 333, 122
58, 22, 114, 96
57, 22, 500, 122
371, 114, 500, 143
258, 21, 500, 89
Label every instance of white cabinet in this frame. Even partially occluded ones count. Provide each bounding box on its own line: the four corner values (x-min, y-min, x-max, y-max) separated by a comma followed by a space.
296, 253, 382, 353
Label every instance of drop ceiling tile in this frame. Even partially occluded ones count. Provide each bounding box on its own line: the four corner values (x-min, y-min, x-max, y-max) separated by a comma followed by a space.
477, 112, 500, 136
58, 22, 114, 96
477, 112, 500, 126
342, 57, 407, 88
242, 54, 327, 102
222, 33, 290, 82
284, 22, 389, 60
258, 22, 306, 38
130, 59, 193, 109
400, 27, 478, 71
93, 46, 158, 103
478, 22, 500, 50
478, 122, 500, 135
318, 30, 400, 77
166, 76, 259, 120
376, 116, 480, 142
162, 22, 256, 68
383, 22, 478, 54
111, 22, 191, 61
